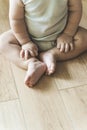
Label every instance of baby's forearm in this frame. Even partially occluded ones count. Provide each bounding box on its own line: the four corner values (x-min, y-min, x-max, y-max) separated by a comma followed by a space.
10, 19, 30, 45
63, 0, 82, 37
64, 10, 82, 36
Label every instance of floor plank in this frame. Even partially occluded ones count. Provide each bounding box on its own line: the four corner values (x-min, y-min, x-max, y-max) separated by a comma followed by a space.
11, 64, 75, 130
60, 85, 87, 130
54, 53, 87, 90
0, 0, 9, 33
80, 0, 87, 28
0, 55, 18, 102
0, 100, 26, 130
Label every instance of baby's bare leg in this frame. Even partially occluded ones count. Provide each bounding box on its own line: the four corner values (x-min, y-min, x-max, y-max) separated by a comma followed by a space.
40, 27, 87, 74
0, 30, 46, 87
0, 30, 29, 69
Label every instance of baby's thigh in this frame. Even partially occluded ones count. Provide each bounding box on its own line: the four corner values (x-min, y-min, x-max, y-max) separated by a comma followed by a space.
71, 26, 87, 51
0, 29, 19, 46
74, 26, 87, 42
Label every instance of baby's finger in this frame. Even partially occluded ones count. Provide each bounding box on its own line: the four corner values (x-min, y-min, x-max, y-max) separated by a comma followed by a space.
34, 50, 38, 56
29, 50, 36, 57
25, 50, 29, 60
57, 43, 61, 49
20, 49, 25, 59
34, 46, 38, 52
60, 43, 65, 52
70, 43, 74, 51
65, 43, 69, 53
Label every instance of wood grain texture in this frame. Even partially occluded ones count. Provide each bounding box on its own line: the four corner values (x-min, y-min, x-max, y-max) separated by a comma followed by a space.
60, 85, 87, 130
0, 54, 18, 102
0, 0, 9, 33
0, 100, 26, 130
11, 64, 74, 130
80, 0, 87, 28
54, 53, 87, 90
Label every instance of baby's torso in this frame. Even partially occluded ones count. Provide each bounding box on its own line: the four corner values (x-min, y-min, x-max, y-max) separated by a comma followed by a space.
22, 0, 68, 42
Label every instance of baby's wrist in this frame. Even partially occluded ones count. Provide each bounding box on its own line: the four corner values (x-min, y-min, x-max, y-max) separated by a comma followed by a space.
20, 36, 32, 45
63, 32, 73, 38
21, 40, 32, 46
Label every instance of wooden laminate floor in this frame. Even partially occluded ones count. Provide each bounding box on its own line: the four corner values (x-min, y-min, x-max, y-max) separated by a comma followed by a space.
0, 0, 87, 130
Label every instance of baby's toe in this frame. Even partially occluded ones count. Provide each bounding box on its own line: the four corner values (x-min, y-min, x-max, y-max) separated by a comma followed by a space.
47, 63, 56, 75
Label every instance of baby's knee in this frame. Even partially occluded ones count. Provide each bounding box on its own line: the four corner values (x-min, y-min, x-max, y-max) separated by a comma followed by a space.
75, 27, 87, 44
0, 30, 13, 51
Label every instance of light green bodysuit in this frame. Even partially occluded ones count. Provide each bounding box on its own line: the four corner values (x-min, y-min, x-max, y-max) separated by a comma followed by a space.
22, 0, 68, 51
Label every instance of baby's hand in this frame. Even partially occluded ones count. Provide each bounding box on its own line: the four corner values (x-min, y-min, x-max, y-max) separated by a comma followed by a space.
20, 41, 38, 60
57, 33, 74, 53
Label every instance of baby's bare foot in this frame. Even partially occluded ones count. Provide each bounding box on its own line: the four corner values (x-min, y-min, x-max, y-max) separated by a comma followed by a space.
40, 52, 56, 75
24, 58, 46, 87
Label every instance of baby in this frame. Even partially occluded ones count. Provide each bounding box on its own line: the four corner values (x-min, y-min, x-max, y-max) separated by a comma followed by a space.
0, 0, 87, 87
